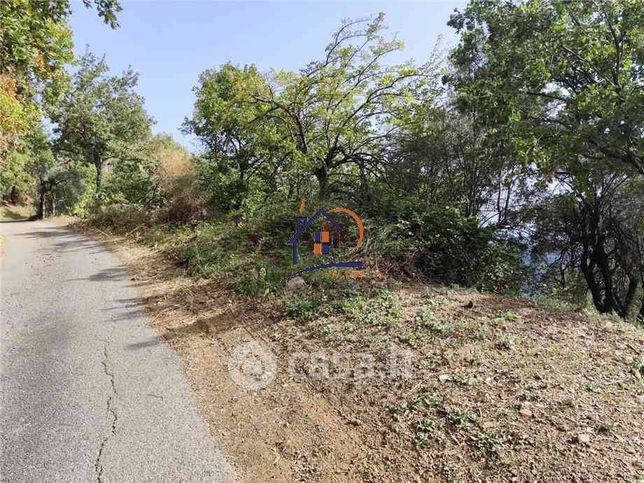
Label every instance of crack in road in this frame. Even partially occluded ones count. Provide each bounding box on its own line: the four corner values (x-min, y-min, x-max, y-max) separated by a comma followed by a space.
95, 339, 118, 482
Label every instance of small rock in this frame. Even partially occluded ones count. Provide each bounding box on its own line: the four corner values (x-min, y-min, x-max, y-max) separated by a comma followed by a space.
519, 402, 533, 417
286, 276, 306, 291
481, 421, 495, 430
438, 374, 451, 383
346, 416, 363, 426
575, 433, 591, 444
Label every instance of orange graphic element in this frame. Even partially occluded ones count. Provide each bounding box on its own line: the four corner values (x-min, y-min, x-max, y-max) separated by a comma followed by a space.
313, 243, 323, 255
329, 269, 365, 279
328, 207, 364, 255
320, 231, 330, 243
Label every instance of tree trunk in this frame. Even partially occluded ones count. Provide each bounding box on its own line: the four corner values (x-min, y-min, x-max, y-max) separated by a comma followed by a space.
9, 186, 18, 204
37, 185, 46, 219
314, 167, 329, 203
624, 276, 643, 324
580, 252, 608, 313
95, 165, 102, 193
94, 155, 103, 195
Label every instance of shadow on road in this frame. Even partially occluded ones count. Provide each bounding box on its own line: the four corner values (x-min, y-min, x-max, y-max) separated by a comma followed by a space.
126, 338, 162, 350
0, 219, 32, 224
66, 267, 129, 283
13, 227, 103, 254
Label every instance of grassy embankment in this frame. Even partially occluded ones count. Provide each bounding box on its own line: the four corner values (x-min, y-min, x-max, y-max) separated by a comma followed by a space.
80, 209, 644, 482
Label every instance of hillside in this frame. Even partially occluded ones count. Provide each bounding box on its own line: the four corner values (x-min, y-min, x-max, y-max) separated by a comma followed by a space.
80, 221, 644, 482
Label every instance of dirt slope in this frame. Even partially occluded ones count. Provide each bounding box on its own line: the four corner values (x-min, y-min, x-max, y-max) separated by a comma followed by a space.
80, 225, 644, 482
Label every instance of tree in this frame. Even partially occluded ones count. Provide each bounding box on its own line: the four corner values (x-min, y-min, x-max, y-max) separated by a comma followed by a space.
448, 0, 643, 177
531, 172, 643, 322
186, 14, 431, 206
0, 0, 122, 157
387, 104, 524, 225
0, 150, 34, 203
448, 0, 644, 321
50, 52, 153, 196
266, 13, 430, 203
185, 64, 284, 211
0, 74, 38, 154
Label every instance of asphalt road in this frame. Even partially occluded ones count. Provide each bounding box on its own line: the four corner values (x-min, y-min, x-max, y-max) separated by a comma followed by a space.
0, 219, 234, 482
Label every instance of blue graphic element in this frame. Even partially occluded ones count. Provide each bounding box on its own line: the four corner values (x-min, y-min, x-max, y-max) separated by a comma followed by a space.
286, 208, 341, 265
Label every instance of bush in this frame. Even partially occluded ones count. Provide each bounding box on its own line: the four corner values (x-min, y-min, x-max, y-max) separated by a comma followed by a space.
88, 204, 152, 232
103, 156, 160, 208
474, 241, 525, 294
369, 205, 524, 292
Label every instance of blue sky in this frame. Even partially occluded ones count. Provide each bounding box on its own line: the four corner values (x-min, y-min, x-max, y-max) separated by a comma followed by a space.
70, 1, 467, 150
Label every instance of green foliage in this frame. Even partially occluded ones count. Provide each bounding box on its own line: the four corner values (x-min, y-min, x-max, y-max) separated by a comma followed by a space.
68, 164, 97, 215
448, 0, 644, 177
104, 150, 160, 208
0, 150, 34, 201
47, 162, 97, 215
531, 294, 577, 314
418, 309, 454, 335
475, 432, 506, 458
496, 334, 517, 351
529, 176, 644, 321
372, 205, 525, 292
340, 289, 402, 328
446, 409, 472, 428
475, 241, 525, 294
66, 10, 640, 321
413, 418, 436, 449
447, 0, 644, 319
185, 64, 283, 211
416, 206, 495, 284
50, 52, 153, 197
286, 297, 324, 321
235, 263, 291, 298
186, 14, 430, 205
0, 75, 38, 152
0, 0, 121, 149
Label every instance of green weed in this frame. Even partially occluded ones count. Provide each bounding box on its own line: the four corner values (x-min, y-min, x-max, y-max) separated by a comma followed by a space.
493, 311, 521, 324
285, 298, 320, 320
447, 409, 472, 428
340, 289, 401, 328
496, 334, 517, 350
475, 432, 506, 458
411, 390, 441, 410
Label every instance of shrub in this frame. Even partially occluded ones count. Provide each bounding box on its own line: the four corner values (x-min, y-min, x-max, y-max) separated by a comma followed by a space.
369, 205, 525, 292
88, 204, 152, 232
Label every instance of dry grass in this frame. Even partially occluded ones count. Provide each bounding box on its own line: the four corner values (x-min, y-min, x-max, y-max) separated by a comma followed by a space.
0, 203, 34, 220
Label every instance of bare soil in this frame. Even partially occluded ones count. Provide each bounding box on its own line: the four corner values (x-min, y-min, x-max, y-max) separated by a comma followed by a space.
78, 225, 644, 482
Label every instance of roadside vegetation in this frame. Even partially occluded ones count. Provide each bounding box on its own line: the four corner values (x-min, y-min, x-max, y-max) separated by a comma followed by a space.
2, 1, 642, 324
1, 0, 643, 481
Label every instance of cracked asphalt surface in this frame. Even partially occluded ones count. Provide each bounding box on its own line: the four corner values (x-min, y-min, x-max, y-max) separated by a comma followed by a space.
0, 220, 234, 482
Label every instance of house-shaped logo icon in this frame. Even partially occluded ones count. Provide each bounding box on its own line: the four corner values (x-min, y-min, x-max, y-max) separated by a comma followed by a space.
286, 206, 365, 277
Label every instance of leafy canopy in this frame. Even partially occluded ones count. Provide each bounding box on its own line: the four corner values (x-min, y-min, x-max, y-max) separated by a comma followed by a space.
186, 14, 432, 205
50, 52, 153, 192
448, 0, 644, 178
